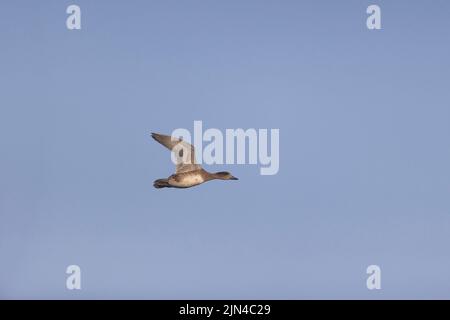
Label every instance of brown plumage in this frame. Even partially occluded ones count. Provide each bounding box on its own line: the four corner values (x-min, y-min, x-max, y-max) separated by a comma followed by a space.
151, 132, 238, 189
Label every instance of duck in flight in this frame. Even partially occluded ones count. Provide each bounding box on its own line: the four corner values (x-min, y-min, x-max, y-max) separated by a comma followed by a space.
151, 132, 238, 189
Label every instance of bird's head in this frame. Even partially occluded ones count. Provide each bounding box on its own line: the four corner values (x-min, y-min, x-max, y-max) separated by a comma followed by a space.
214, 171, 238, 180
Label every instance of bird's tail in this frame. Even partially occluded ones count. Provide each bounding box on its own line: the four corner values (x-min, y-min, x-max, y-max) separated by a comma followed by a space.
153, 178, 171, 189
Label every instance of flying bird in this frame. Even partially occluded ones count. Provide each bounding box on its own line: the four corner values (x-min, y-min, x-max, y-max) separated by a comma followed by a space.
151, 132, 238, 189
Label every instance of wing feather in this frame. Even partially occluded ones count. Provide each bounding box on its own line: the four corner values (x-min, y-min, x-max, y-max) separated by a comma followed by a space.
151, 132, 201, 173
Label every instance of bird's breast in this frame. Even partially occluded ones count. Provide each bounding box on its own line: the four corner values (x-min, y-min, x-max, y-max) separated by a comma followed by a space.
169, 172, 205, 187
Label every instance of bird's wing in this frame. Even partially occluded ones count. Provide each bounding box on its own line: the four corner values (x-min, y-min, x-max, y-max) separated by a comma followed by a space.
151, 132, 202, 173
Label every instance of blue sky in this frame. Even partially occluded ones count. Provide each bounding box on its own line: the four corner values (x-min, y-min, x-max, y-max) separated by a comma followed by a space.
1, 0, 450, 299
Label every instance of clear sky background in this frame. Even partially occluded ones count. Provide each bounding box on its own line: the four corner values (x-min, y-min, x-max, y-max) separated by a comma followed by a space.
1, 0, 450, 299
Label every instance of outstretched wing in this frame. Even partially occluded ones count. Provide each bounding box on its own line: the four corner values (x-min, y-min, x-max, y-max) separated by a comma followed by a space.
151, 132, 202, 173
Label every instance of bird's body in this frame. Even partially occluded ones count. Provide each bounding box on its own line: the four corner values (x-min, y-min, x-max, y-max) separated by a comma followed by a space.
151, 133, 238, 189
170, 171, 206, 188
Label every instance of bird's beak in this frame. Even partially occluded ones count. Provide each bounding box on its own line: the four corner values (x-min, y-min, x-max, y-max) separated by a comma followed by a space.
230, 176, 238, 180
